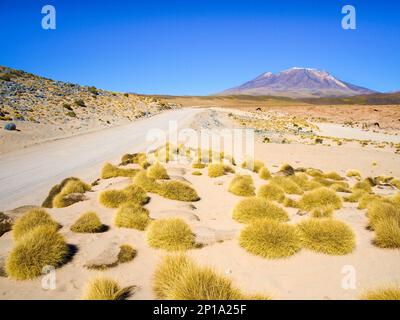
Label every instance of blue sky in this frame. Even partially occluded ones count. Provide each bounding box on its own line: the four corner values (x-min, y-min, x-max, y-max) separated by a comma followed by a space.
1, 0, 399, 95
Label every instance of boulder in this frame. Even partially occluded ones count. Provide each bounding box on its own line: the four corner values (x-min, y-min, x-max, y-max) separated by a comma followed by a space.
83, 240, 120, 270
4, 123, 16, 131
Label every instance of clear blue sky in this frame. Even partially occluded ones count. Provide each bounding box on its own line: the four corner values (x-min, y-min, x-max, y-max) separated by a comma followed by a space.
1, 0, 399, 95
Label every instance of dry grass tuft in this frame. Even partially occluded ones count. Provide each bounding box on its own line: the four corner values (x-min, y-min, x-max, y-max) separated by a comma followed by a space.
352, 181, 372, 193
282, 197, 298, 208
42, 177, 82, 208
298, 187, 342, 213
118, 244, 136, 263
361, 286, 400, 300
101, 162, 138, 179
310, 206, 334, 218
120, 152, 147, 166
158, 181, 200, 201
208, 163, 226, 177
132, 170, 160, 193
259, 167, 271, 180
147, 218, 196, 251
70, 211, 105, 233
83, 277, 132, 300
147, 162, 169, 180
241, 159, 264, 173
257, 184, 285, 202
114, 202, 151, 231
12, 209, 58, 241
298, 218, 355, 255
279, 164, 295, 176
374, 218, 400, 248
52, 179, 91, 208
6, 225, 69, 280
343, 189, 368, 202
228, 175, 255, 196
191, 170, 202, 176
192, 162, 206, 169
346, 170, 361, 179
99, 184, 149, 208
233, 197, 288, 223
270, 176, 303, 195
239, 219, 301, 258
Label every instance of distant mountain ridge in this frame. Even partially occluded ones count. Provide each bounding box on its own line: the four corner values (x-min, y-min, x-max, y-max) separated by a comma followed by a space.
218, 67, 377, 98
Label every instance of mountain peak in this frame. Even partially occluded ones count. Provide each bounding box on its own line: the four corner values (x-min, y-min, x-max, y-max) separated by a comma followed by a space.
218, 67, 376, 98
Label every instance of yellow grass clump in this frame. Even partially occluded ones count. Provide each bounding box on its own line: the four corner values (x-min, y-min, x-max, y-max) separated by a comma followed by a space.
192, 170, 202, 176
42, 177, 81, 208
147, 218, 196, 251
6, 225, 69, 280
52, 179, 91, 208
118, 244, 136, 263
99, 184, 149, 208
257, 183, 285, 202
114, 202, 151, 231
132, 170, 160, 193
306, 168, 324, 178
120, 152, 147, 166
83, 277, 132, 300
357, 193, 382, 209
391, 179, 400, 190
323, 172, 344, 181
279, 163, 295, 176
270, 176, 303, 195
352, 181, 372, 193
361, 286, 400, 300
70, 211, 105, 233
330, 183, 351, 193
297, 219, 355, 255
233, 197, 288, 223
310, 206, 334, 218
282, 197, 298, 208
228, 175, 255, 196
147, 162, 169, 179
101, 162, 138, 179
158, 181, 200, 202
298, 187, 342, 213
367, 201, 400, 230
259, 167, 271, 180
12, 208, 59, 241
343, 189, 368, 202
239, 219, 301, 259
208, 163, 226, 177
241, 159, 264, 173
192, 162, 206, 169
346, 170, 361, 179
153, 254, 269, 300
374, 218, 400, 248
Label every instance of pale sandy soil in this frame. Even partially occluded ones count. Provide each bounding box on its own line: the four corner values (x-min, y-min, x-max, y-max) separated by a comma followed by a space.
0, 108, 399, 300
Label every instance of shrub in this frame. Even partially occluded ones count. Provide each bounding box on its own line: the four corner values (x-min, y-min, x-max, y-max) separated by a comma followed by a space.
70, 211, 105, 233
257, 184, 285, 202
74, 99, 86, 107
373, 217, 400, 248
99, 184, 149, 208
233, 197, 288, 223
361, 287, 400, 300
241, 159, 264, 173
352, 181, 372, 193
118, 244, 136, 263
83, 277, 132, 300
259, 167, 271, 180
239, 219, 301, 259
298, 187, 342, 213
53, 179, 91, 208
270, 176, 303, 195
12, 209, 58, 241
147, 162, 169, 179
42, 177, 83, 208
132, 170, 160, 193
297, 219, 355, 255
228, 175, 255, 196
158, 181, 200, 202
6, 225, 69, 280
153, 255, 265, 300
192, 162, 206, 169
101, 163, 138, 179
192, 170, 202, 176
114, 202, 150, 231
147, 218, 196, 251
346, 170, 361, 179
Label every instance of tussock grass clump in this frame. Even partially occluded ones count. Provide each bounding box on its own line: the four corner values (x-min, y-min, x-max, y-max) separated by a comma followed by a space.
70, 211, 105, 233
153, 255, 267, 300
208, 163, 226, 177
344, 189, 368, 202
83, 277, 132, 300
257, 184, 285, 202
241, 159, 264, 173
357, 193, 382, 209
374, 218, 400, 248
259, 167, 271, 180
330, 183, 351, 193
158, 181, 200, 202
346, 170, 361, 179
279, 164, 295, 176
42, 177, 81, 208
390, 193, 400, 209
233, 197, 288, 223
297, 219, 355, 255
99, 184, 149, 208
52, 179, 91, 208
228, 175, 255, 196
298, 187, 342, 213
192, 162, 206, 169
270, 176, 303, 195
306, 168, 323, 178
147, 218, 196, 251
120, 152, 146, 166
239, 219, 301, 259
118, 244, 136, 263
132, 170, 160, 193
147, 162, 169, 180
391, 179, 400, 190
310, 206, 334, 218
352, 181, 372, 193
323, 172, 344, 181
367, 201, 400, 230
361, 286, 400, 300
114, 202, 150, 231
192, 170, 202, 176
282, 197, 298, 208
12, 209, 58, 241
101, 163, 138, 179
6, 225, 69, 280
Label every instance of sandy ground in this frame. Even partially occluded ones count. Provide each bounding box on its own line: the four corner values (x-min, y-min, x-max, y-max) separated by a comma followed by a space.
0, 108, 399, 300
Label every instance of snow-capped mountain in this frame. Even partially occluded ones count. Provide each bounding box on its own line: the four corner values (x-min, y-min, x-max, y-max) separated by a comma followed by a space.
218, 67, 376, 98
